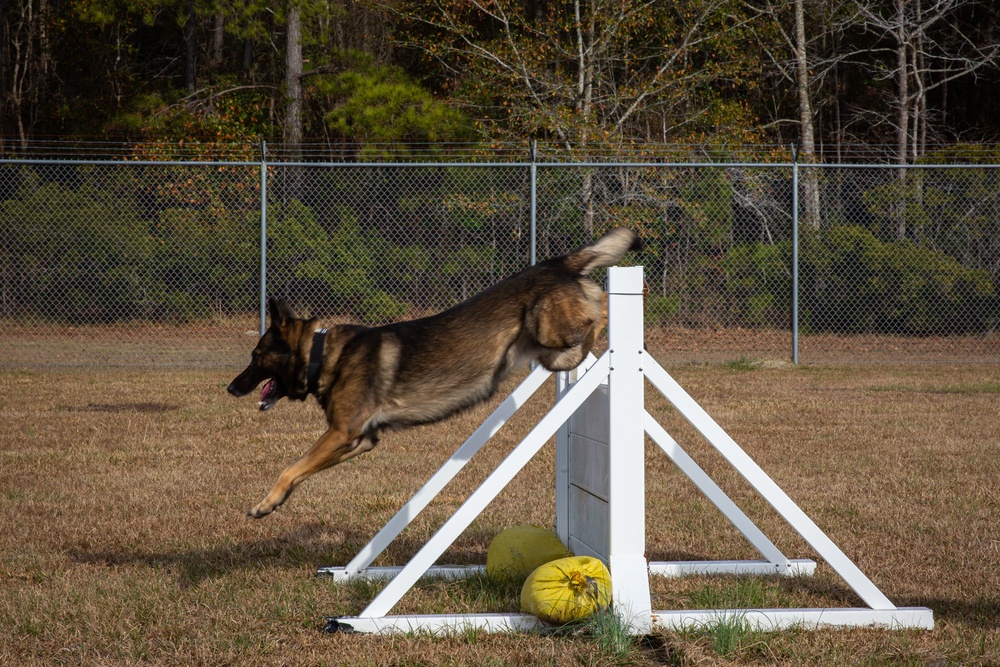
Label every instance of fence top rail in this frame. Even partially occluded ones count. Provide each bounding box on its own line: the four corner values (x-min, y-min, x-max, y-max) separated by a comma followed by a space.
2, 158, 999, 169
260, 160, 797, 168
0, 158, 263, 168
803, 162, 1000, 170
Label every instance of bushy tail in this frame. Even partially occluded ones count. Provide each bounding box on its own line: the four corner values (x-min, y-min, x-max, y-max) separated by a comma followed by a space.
563, 228, 641, 274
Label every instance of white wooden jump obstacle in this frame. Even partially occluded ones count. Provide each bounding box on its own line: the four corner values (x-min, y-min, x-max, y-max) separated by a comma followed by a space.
319, 267, 933, 634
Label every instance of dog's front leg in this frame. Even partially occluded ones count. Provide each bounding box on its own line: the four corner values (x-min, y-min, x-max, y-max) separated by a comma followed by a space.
249, 428, 376, 518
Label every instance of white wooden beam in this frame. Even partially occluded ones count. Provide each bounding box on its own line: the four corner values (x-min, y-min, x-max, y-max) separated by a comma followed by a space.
649, 560, 816, 577
653, 607, 935, 631
327, 613, 544, 635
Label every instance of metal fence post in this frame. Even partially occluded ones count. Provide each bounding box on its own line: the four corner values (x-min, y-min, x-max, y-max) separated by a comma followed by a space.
259, 140, 268, 336
529, 140, 537, 266
791, 145, 800, 365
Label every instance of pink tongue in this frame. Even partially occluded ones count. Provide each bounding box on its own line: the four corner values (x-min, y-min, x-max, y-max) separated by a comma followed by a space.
260, 380, 274, 402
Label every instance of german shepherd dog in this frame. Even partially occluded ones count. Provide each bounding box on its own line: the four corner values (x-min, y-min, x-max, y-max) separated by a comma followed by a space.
228, 228, 639, 518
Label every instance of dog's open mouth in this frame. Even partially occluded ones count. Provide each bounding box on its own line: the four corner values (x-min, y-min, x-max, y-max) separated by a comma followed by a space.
259, 380, 279, 411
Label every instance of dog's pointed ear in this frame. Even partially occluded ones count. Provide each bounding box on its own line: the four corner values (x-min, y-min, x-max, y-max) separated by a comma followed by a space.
268, 298, 297, 328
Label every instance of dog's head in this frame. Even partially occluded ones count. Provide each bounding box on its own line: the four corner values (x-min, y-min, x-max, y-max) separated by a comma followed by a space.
227, 298, 317, 410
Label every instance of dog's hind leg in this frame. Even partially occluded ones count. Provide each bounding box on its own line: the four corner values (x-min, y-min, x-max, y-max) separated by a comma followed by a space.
537, 324, 599, 372
248, 429, 378, 518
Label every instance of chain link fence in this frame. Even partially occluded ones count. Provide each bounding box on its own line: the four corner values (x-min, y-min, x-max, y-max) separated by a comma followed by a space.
1, 157, 998, 367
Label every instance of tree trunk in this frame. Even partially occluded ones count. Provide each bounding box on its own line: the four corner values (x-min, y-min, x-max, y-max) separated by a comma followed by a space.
894, 0, 909, 239
575, 0, 595, 238
284, 2, 303, 147
183, 6, 197, 95
794, 0, 821, 229
8, 0, 48, 148
913, 0, 927, 160
211, 10, 225, 68
242, 40, 254, 80
793, 0, 815, 159
0, 2, 5, 147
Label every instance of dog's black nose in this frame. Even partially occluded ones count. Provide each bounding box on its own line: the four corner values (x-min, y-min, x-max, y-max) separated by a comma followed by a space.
227, 382, 241, 396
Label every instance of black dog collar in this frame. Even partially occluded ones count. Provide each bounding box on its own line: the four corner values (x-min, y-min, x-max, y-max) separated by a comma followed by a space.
307, 328, 328, 396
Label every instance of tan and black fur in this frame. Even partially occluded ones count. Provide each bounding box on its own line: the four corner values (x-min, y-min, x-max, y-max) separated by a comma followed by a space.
228, 227, 639, 518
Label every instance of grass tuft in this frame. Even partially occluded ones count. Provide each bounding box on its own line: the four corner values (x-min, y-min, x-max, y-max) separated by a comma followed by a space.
580, 607, 641, 663
446, 569, 523, 611
705, 611, 753, 656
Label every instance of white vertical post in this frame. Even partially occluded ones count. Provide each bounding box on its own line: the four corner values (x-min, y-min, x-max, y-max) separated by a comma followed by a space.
605, 267, 652, 633
554, 371, 570, 546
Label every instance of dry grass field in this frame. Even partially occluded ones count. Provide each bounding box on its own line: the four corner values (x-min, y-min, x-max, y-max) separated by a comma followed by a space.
1, 358, 998, 666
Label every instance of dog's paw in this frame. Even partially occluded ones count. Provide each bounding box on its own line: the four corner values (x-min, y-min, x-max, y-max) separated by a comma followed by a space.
247, 503, 274, 519
248, 486, 293, 518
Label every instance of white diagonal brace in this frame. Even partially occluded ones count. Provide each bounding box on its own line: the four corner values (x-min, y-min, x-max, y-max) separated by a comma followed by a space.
644, 411, 793, 571
643, 359, 895, 610
360, 353, 611, 618
337, 364, 552, 576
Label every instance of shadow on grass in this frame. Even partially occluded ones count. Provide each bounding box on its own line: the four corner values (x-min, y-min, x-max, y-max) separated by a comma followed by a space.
69, 524, 406, 588
897, 595, 999, 630
62, 402, 180, 413
779, 575, 999, 629
67, 523, 497, 590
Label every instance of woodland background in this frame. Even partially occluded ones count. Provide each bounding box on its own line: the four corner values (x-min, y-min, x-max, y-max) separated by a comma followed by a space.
2, 0, 1000, 351
2, 0, 999, 161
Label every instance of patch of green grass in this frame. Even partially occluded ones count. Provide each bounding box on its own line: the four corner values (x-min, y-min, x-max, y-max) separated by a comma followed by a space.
460, 624, 484, 645
723, 355, 762, 372
935, 382, 1000, 394
677, 576, 792, 656
685, 575, 790, 609
446, 569, 522, 611
333, 576, 388, 615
